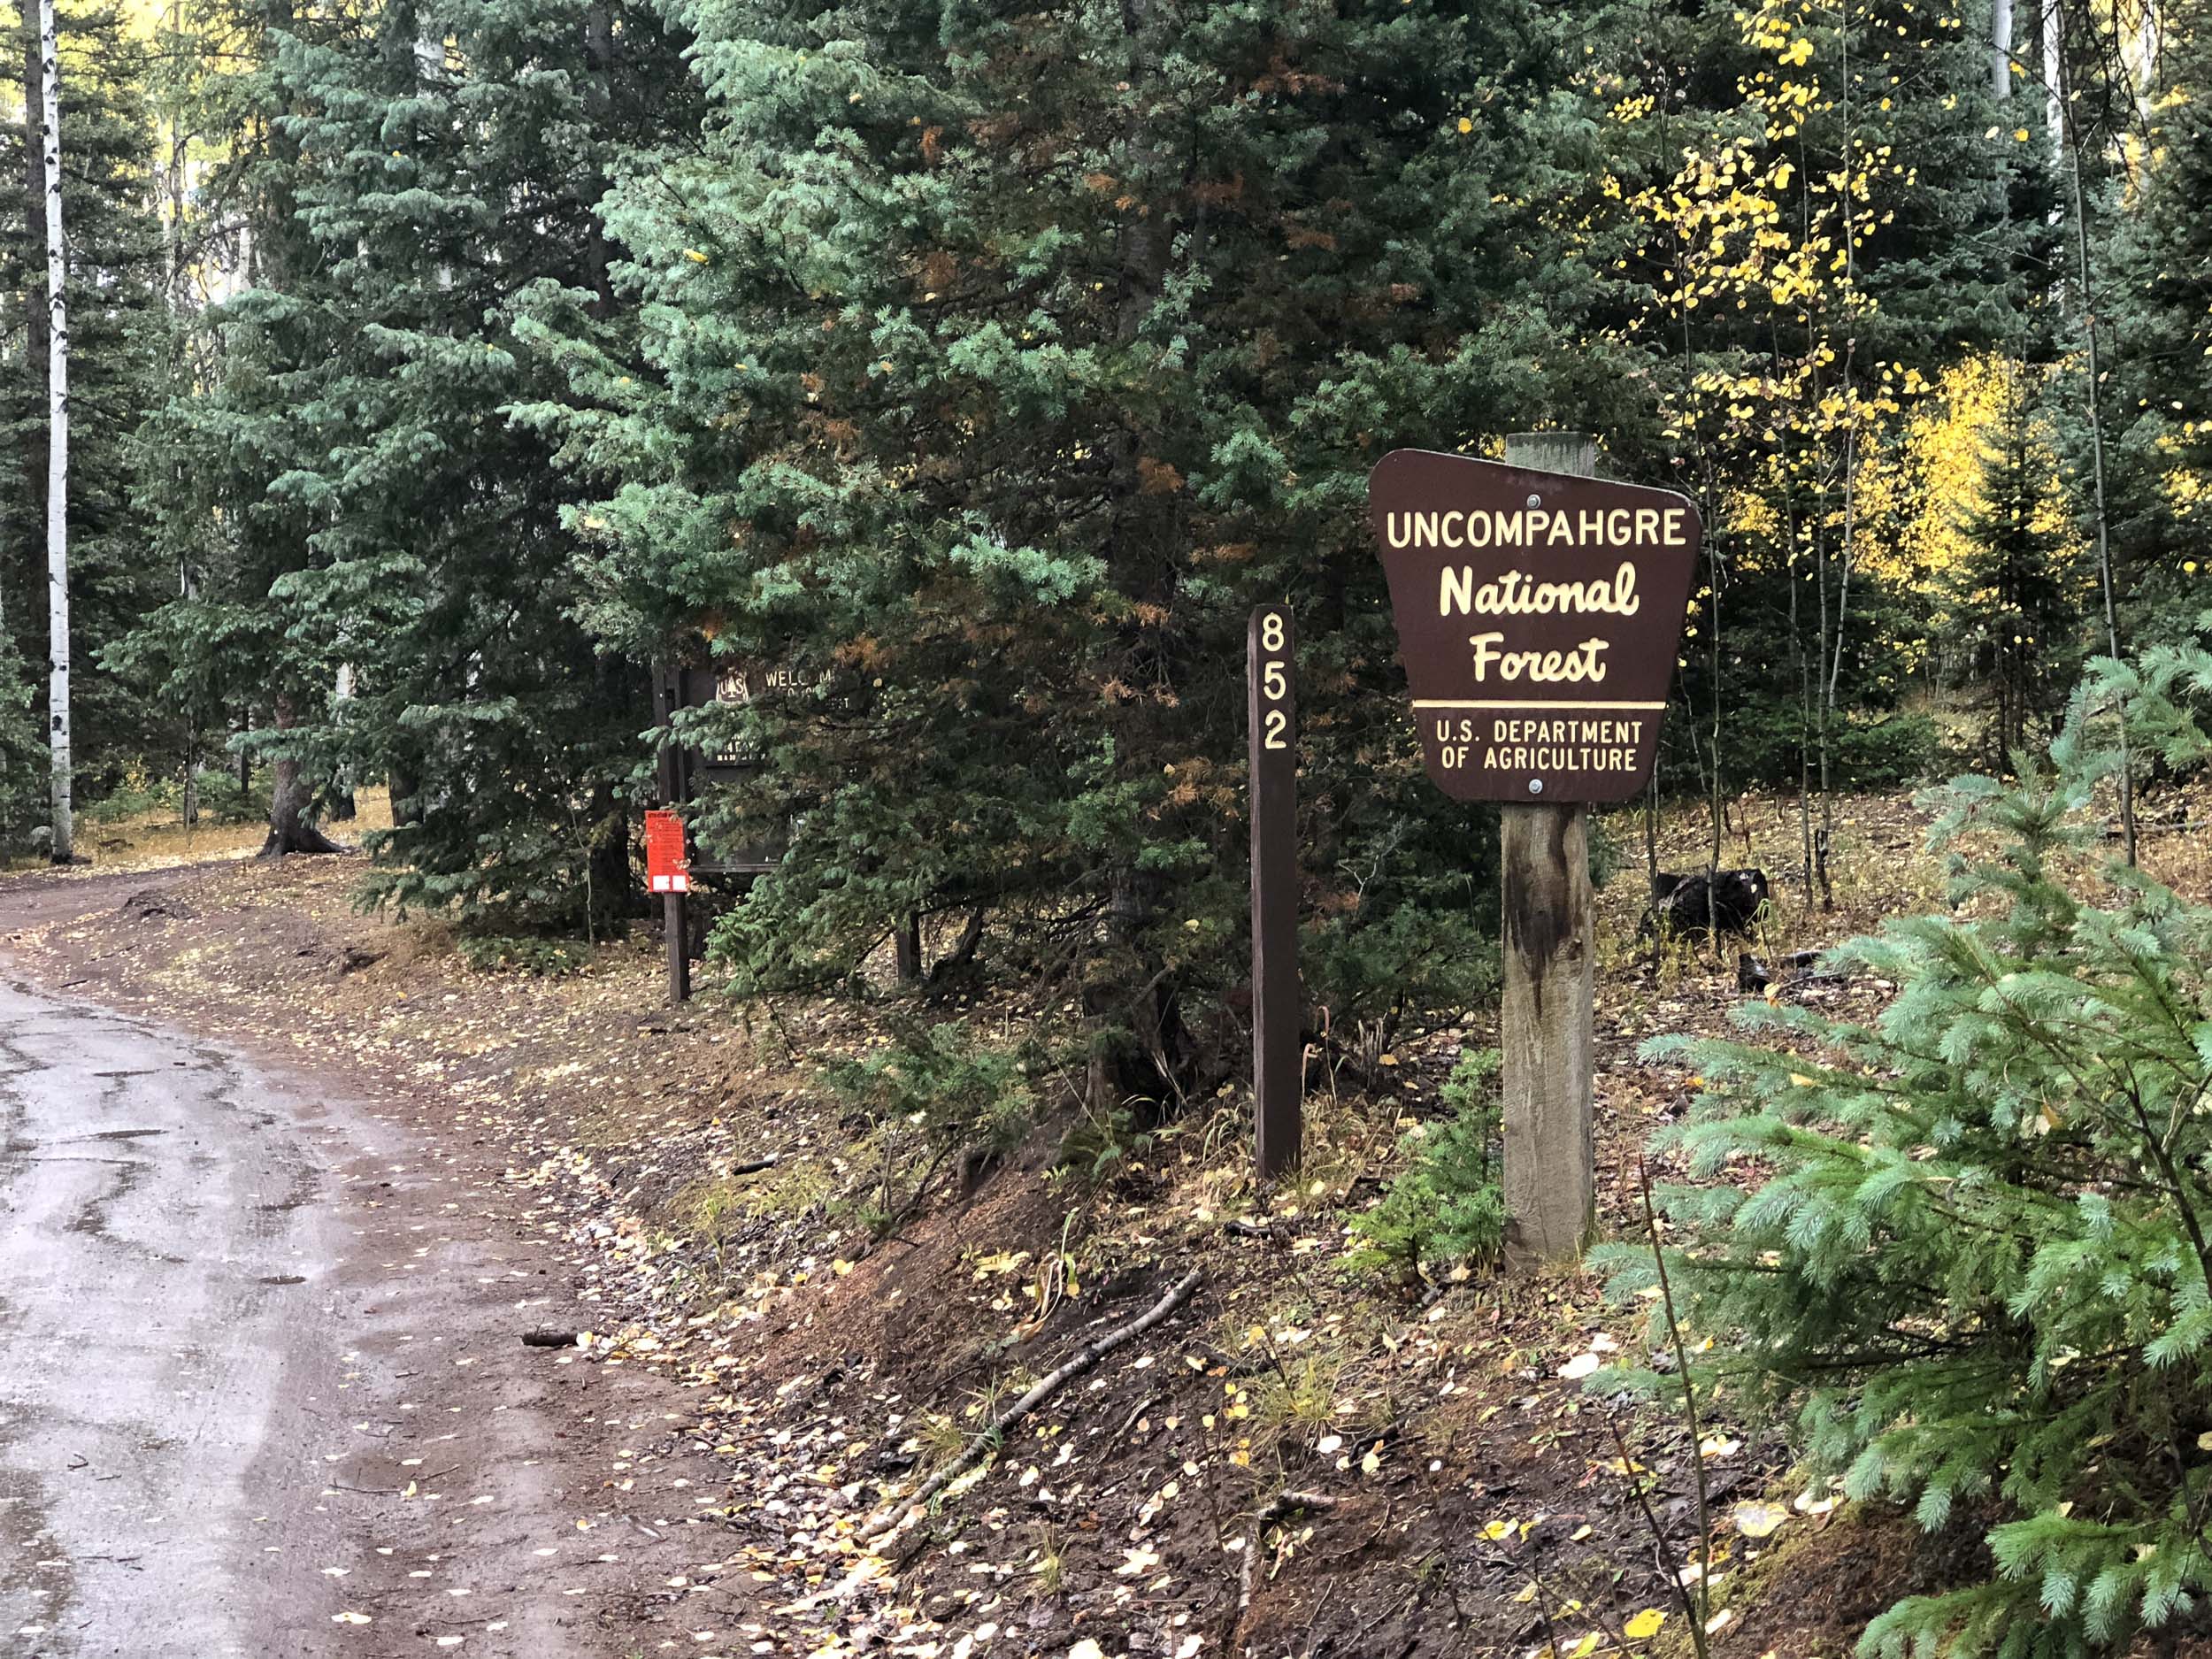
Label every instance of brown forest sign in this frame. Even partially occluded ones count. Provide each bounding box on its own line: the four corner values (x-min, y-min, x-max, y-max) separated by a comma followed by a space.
1367, 449, 1702, 804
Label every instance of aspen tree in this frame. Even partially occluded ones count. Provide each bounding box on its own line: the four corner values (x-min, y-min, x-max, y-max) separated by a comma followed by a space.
36, 0, 66, 862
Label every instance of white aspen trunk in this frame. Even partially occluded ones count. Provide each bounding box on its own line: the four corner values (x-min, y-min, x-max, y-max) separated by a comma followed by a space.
39, 0, 70, 864
1993, 0, 2015, 98
2042, 0, 2064, 142
2137, 2, 2160, 119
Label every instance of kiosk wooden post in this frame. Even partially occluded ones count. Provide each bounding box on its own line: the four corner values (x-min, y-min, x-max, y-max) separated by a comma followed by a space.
1499, 432, 1598, 1264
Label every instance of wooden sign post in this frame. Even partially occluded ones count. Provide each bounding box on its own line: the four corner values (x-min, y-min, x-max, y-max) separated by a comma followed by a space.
1367, 436, 1701, 1265
1248, 606, 1300, 1179
650, 666, 693, 1006
649, 655, 816, 1007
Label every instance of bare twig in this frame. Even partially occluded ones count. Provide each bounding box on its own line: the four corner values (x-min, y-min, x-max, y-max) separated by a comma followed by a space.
859, 1268, 1203, 1540
1608, 1415, 1706, 1653
1637, 1154, 1713, 1656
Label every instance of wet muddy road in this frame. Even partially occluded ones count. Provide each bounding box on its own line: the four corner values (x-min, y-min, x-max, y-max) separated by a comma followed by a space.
0, 880, 739, 1658
0, 980, 344, 1655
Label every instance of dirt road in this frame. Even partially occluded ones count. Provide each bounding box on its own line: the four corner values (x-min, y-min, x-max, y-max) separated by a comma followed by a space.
0, 871, 748, 1657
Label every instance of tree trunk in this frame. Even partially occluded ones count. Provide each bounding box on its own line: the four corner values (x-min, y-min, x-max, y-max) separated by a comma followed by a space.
387, 762, 423, 826
1702, 457, 1724, 940
2060, 35, 2136, 863
585, 780, 630, 936
328, 663, 356, 818
259, 694, 344, 856
1993, 0, 2015, 98
37, 0, 70, 864
582, 3, 614, 312
2043, 0, 2064, 142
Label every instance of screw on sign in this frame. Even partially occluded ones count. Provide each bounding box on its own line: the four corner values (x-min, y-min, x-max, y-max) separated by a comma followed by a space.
645, 809, 690, 895
1368, 436, 1701, 1267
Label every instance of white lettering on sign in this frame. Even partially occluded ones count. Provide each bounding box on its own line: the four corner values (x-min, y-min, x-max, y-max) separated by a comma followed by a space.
1433, 718, 1647, 747
1469, 633, 1612, 684
1385, 507, 1688, 551
1438, 563, 1641, 619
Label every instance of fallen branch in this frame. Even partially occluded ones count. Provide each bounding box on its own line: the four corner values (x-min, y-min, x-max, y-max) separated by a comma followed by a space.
1110, 1390, 1162, 1447
2107, 820, 2200, 840
1256, 1487, 1340, 1524
1241, 1486, 1345, 1609
858, 1266, 1203, 1540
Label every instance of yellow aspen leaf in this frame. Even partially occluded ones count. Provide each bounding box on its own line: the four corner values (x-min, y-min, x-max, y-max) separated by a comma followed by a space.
1734, 1501, 1789, 1538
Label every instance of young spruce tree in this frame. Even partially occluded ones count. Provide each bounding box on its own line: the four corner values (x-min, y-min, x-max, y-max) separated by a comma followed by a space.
1601, 664, 2212, 1656
1945, 365, 2086, 764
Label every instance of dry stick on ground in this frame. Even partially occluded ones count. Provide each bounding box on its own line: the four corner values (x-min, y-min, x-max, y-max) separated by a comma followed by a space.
858, 1267, 1204, 1540
1607, 1415, 1707, 1651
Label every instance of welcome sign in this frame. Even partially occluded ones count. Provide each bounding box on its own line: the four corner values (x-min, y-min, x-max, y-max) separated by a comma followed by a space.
1367, 449, 1701, 803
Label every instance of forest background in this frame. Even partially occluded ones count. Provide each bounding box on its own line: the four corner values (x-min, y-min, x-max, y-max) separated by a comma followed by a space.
11, 1, 2212, 1653
5, 0, 2198, 1106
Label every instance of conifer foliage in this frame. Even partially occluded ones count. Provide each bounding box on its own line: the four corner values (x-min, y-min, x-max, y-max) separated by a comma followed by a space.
523, 0, 1636, 1091
128, 0, 692, 902
1945, 366, 2087, 763
1604, 673, 2212, 1656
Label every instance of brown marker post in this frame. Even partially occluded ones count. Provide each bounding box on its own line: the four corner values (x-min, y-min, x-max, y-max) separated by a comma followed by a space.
1498, 432, 1598, 1263
651, 664, 691, 1006
1248, 605, 1300, 1179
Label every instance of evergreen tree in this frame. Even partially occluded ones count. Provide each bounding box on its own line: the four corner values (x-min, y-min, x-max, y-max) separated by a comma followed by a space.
1600, 672, 2212, 1656
521, 0, 1643, 1095
0, 630, 42, 839
2108, 0, 2212, 648
1945, 365, 2088, 763
115, 0, 355, 856
128, 0, 693, 902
